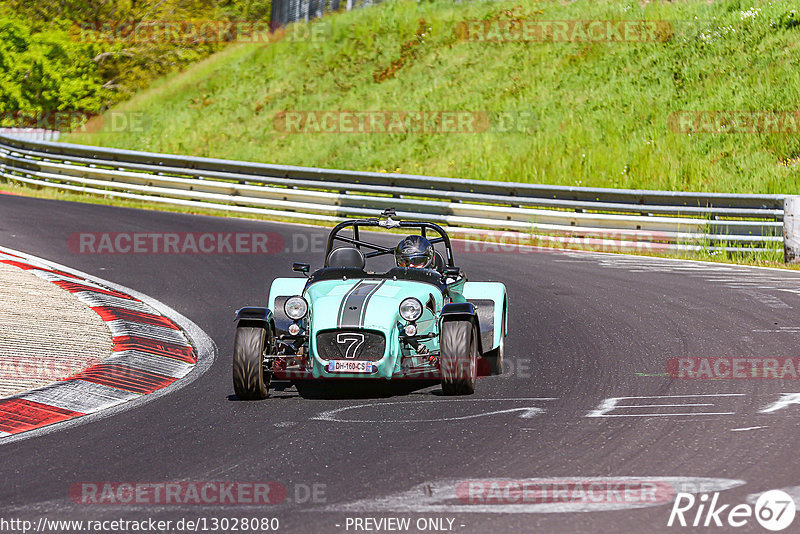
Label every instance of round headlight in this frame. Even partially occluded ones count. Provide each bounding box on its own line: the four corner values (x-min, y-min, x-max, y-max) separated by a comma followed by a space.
399, 297, 423, 322
284, 296, 308, 320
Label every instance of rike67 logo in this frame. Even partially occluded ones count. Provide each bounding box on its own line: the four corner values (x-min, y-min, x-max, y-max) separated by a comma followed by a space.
668, 490, 796, 531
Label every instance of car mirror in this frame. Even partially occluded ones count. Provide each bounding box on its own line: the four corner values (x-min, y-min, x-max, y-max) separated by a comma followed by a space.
444, 266, 460, 278
292, 263, 310, 276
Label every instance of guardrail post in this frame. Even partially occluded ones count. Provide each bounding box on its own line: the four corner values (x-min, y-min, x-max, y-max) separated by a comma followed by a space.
784, 196, 800, 264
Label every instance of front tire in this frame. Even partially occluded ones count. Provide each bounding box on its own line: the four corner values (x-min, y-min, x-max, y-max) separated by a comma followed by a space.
233, 326, 271, 400
440, 319, 478, 395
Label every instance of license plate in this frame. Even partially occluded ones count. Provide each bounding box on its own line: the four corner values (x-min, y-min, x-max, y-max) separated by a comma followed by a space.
327, 360, 373, 373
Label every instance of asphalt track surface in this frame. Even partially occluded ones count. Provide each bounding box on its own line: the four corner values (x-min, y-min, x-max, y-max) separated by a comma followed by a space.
2, 193, 800, 533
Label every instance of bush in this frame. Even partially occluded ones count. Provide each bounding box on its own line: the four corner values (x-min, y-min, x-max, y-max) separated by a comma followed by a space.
0, 17, 108, 116
0, 0, 269, 121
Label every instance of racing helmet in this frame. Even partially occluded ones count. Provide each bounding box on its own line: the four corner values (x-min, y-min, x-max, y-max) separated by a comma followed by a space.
395, 235, 434, 268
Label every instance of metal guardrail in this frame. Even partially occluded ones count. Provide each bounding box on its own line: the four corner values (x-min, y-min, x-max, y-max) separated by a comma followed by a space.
0, 129, 60, 142
0, 134, 785, 254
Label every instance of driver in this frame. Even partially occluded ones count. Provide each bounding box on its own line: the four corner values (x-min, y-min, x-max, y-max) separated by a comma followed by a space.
394, 235, 434, 268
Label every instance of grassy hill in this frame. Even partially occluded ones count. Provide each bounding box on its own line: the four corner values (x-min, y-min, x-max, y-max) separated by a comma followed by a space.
66, 0, 800, 194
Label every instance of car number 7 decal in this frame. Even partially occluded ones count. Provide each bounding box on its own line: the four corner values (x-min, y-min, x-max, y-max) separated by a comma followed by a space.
336, 332, 365, 359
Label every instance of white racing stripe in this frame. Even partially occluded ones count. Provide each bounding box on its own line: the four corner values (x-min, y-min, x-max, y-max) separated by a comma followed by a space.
29, 270, 105, 288
0, 254, 60, 270
105, 319, 188, 345
74, 291, 155, 314
105, 350, 194, 378
16, 380, 140, 414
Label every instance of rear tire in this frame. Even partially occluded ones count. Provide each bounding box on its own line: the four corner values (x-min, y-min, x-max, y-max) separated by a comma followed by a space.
233, 326, 271, 400
485, 306, 506, 375
440, 319, 478, 395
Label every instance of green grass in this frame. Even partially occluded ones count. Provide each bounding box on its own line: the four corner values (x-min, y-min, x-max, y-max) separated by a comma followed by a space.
62, 0, 800, 194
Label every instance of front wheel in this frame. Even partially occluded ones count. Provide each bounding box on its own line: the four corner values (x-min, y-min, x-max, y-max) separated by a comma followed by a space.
233, 326, 271, 400
440, 319, 478, 395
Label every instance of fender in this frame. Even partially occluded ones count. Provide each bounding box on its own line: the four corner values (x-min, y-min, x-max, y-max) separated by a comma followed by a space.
462, 281, 507, 352
234, 306, 274, 330
440, 302, 484, 354
268, 277, 309, 309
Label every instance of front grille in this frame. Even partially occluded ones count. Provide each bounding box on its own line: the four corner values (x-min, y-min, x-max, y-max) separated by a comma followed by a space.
316, 329, 386, 361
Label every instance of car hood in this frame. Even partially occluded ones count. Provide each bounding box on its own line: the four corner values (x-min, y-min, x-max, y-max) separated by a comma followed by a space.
306, 278, 440, 332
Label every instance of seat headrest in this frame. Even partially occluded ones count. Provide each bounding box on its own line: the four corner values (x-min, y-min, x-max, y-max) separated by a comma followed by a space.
326, 247, 366, 269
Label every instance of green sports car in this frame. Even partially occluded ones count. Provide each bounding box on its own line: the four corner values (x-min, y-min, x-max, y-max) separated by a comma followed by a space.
232, 210, 508, 399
